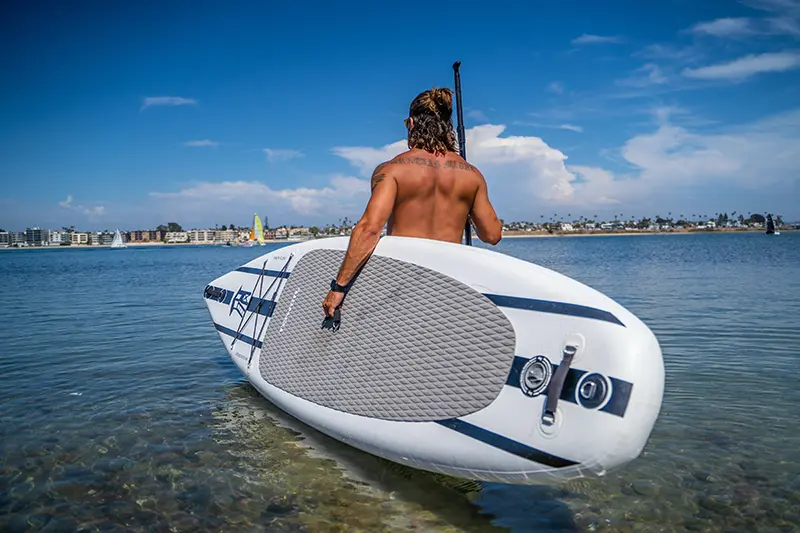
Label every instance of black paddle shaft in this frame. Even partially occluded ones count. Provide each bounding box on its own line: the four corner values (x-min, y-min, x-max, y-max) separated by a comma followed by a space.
452, 61, 472, 246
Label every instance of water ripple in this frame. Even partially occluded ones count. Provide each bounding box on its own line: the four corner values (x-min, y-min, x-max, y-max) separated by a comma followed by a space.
2, 234, 799, 532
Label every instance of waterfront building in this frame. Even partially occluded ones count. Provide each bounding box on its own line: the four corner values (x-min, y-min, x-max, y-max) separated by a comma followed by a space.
99, 231, 115, 245
165, 231, 188, 243
127, 230, 166, 243
0, 231, 9, 246
214, 229, 236, 243
25, 227, 44, 246
188, 229, 214, 243
10, 232, 26, 246
71, 232, 89, 245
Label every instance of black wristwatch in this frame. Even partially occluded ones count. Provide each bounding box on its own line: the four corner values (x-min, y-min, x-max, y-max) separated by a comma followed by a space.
330, 279, 349, 293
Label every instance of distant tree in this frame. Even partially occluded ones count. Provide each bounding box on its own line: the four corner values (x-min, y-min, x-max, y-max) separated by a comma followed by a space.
167, 222, 183, 232
310, 226, 320, 237
776, 215, 784, 226
262, 215, 269, 230
738, 214, 745, 224
156, 224, 168, 232
750, 214, 765, 224
221, 225, 228, 231
230, 223, 236, 230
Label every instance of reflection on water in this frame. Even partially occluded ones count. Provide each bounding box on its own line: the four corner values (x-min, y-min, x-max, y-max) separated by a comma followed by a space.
1, 233, 799, 532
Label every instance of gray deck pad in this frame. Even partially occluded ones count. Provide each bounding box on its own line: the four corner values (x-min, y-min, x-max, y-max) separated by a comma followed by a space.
258, 249, 517, 422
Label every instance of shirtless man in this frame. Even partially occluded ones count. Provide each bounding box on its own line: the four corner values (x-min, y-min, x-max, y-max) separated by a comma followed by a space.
322, 87, 502, 318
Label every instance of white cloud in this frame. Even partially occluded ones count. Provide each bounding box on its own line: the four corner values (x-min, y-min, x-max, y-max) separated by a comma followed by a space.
140, 96, 197, 110
58, 195, 106, 217
571, 34, 624, 45
263, 148, 304, 163
515, 122, 584, 132
690, 1, 800, 38
331, 140, 408, 176
334, 125, 581, 203
546, 81, 564, 94
766, 16, 800, 36
635, 44, 699, 61
682, 52, 800, 80
467, 109, 490, 123
143, 111, 800, 226
617, 63, 669, 87
150, 175, 369, 219
690, 17, 755, 37
332, 112, 800, 216
183, 139, 219, 147
584, 109, 800, 205
742, 0, 800, 36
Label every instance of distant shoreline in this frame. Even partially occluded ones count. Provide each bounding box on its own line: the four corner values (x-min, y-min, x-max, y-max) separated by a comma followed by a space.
0, 240, 298, 251
498, 227, 788, 238
0, 227, 792, 251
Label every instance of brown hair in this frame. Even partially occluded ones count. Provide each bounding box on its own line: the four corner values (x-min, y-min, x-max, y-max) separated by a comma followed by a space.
407, 87, 458, 156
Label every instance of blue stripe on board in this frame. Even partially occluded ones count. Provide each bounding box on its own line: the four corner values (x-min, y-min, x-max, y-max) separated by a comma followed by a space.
236, 266, 291, 278
435, 418, 578, 468
484, 294, 625, 327
214, 323, 263, 349
505, 355, 632, 418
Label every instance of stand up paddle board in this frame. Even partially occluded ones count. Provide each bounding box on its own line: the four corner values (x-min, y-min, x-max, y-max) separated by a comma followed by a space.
204, 236, 664, 484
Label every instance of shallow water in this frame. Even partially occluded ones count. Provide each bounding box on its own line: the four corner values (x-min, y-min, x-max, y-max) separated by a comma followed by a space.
1, 232, 798, 532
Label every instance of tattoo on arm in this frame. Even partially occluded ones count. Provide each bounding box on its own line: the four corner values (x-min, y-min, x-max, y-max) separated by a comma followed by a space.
370, 163, 388, 191
371, 172, 386, 191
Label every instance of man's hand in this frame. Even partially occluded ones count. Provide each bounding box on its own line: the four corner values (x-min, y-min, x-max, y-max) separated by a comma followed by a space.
322, 290, 345, 318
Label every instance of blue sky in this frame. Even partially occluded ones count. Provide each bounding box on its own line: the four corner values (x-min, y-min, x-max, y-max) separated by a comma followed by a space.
1, 0, 799, 231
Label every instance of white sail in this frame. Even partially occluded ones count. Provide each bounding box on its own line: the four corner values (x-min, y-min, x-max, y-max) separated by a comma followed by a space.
110, 229, 126, 248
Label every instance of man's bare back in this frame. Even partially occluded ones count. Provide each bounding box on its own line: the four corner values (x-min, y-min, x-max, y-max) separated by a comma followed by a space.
321, 86, 502, 318
374, 148, 501, 245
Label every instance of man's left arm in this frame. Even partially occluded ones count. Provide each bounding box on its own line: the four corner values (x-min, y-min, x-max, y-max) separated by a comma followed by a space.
322, 164, 397, 317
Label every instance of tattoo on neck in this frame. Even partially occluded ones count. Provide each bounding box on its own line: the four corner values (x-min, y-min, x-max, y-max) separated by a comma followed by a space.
391, 156, 476, 173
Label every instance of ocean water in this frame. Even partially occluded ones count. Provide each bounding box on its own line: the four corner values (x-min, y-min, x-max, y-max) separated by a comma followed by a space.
1, 232, 798, 533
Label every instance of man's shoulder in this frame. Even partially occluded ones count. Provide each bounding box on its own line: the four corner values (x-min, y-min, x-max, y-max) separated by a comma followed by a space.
376, 151, 482, 175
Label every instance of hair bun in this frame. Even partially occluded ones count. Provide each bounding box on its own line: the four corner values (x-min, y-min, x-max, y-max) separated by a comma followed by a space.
430, 88, 453, 119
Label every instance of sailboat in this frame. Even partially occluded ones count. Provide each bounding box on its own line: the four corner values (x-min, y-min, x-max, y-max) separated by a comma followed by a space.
766, 215, 780, 236
110, 229, 127, 248
245, 214, 266, 246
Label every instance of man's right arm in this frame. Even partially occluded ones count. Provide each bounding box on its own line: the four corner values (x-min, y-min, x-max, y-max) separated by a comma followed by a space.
469, 171, 502, 245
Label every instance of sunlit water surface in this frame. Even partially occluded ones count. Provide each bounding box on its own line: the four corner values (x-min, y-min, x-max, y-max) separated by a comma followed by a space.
1, 232, 798, 532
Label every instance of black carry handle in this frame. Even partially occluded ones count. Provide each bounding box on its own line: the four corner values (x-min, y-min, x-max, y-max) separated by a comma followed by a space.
453, 61, 472, 246
321, 308, 341, 332
542, 345, 578, 426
